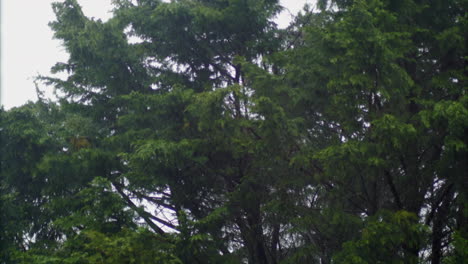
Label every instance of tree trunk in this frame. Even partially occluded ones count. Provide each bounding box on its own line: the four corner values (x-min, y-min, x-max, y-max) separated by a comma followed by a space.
236, 204, 270, 264
431, 187, 454, 264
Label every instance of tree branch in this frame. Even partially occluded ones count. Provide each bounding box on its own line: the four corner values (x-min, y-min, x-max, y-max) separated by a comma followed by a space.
384, 170, 403, 210
111, 181, 167, 235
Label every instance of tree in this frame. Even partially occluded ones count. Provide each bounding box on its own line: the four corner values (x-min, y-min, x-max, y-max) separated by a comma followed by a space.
1, 0, 466, 263
255, 0, 467, 262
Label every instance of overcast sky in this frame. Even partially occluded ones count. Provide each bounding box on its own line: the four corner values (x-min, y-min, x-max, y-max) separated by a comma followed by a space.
1, 0, 312, 109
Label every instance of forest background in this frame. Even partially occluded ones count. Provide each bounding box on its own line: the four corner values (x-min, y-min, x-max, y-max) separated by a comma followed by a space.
0, 0, 466, 263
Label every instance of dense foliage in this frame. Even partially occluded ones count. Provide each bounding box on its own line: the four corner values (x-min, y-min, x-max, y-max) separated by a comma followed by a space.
1, 0, 466, 263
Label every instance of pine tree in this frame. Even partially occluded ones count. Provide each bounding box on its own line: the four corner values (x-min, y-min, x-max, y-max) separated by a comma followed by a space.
1, 0, 466, 263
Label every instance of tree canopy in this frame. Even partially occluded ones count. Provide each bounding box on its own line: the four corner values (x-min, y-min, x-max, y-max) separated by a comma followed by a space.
1, 0, 466, 263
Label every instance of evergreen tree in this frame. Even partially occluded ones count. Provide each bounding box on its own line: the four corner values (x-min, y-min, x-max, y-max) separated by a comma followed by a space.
1, 0, 466, 263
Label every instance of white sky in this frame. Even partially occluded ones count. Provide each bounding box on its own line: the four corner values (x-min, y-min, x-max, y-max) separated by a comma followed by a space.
1, 0, 312, 109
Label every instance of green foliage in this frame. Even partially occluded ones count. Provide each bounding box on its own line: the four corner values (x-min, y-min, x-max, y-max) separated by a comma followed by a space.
2, 0, 466, 263
333, 211, 428, 263
13, 229, 181, 264
444, 231, 468, 264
